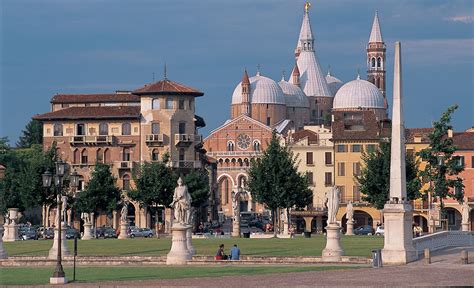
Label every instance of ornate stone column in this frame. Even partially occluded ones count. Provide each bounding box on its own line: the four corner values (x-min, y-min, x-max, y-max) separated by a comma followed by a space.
322, 224, 344, 262
49, 220, 70, 259
346, 220, 355, 235
4, 208, 19, 242
82, 223, 93, 240
166, 225, 191, 265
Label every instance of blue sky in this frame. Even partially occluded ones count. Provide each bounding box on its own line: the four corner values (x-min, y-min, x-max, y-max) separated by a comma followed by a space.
1, 0, 473, 142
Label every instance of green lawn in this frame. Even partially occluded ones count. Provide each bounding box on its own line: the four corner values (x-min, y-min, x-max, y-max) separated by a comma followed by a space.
0, 265, 364, 286
3, 235, 382, 258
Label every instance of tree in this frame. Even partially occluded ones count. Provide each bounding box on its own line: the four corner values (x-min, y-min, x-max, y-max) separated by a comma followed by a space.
356, 140, 422, 210
17, 119, 43, 148
183, 169, 210, 223
128, 161, 177, 228
76, 163, 121, 218
248, 131, 312, 236
417, 105, 464, 219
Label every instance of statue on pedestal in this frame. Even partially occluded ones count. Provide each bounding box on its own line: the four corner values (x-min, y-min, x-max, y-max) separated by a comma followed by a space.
171, 177, 192, 226
81, 212, 91, 225
326, 186, 340, 225
462, 201, 471, 224
121, 201, 128, 223
232, 191, 239, 222
346, 201, 354, 222
61, 195, 67, 224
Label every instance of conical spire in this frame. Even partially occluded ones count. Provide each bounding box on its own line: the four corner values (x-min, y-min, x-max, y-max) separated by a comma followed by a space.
296, 1, 314, 52
242, 68, 250, 85
292, 63, 300, 87
369, 11, 383, 43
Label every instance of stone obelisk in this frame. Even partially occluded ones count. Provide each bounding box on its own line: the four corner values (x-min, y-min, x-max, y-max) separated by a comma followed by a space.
381, 41, 417, 264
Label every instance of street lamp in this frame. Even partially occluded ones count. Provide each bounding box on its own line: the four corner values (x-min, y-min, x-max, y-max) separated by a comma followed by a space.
42, 161, 76, 284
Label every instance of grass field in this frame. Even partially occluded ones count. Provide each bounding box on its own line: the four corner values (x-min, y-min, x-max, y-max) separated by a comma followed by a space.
0, 265, 364, 285
3, 235, 383, 258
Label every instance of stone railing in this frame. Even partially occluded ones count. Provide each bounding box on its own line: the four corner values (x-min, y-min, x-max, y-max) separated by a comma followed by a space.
413, 231, 474, 256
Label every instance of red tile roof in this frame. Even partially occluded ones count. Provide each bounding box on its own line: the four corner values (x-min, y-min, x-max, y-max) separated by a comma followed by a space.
453, 132, 474, 150
51, 93, 139, 104
133, 79, 204, 96
291, 129, 318, 144
33, 106, 140, 121
405, 128, 433, 143
332, 111, 390, 141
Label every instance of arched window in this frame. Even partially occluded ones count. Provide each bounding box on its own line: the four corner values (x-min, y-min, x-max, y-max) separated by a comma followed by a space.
123, 148, 130, 161
73, 149, 79, 164
103, 148, 110, 164
371, 57, 376, 68
99, 123, 108, 135
227, 141, 235, 151
123, 175, 130, 191
81, 149, 88, 164
253, 140, 261, 151
377, 57, 382, 68
53, 123, 63, 136
96, 148, 103, 163
151, 149, 159, 161
238, 175, 247, 188
219, 177, 230, 205
152, 98, 160, 110
122, 123, 131, 135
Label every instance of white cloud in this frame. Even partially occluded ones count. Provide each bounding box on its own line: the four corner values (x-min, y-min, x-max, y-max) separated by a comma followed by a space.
444, 15, 474, 24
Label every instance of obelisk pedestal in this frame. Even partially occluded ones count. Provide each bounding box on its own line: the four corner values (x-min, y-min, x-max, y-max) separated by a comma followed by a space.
0, 225, 8, 259
186, 225, 195, 256
322, 224, 344, 262
82, 223, 93, 240
118, 221, 129, 239
167, 225, 191, 265
346, 221, 354, 236
48, 223, 70, 259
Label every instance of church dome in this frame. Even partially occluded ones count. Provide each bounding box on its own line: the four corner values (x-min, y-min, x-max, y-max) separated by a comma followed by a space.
333, 77, 384, 109
232, 74, 286, 105
325, 73, 343, 97
278, 80, 309, 108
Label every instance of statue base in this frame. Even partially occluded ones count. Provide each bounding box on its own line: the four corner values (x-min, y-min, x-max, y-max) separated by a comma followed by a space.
462, 223, 470, 232
118, 222, 129, 239
166, 225, 191, 265
232, 221, 240, 237
346, 221, 354, 236
50, 276, 68, 285
186, 225, 195, 256
48, 223, 71, 259
382, 203, 417, 265
0, 226, 7, 259
3, 224, 19, 242
82, 223, 93, 240
322, 224, 344, 262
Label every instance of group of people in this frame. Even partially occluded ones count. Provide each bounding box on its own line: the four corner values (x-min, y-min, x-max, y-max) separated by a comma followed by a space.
215, 244, 240, 260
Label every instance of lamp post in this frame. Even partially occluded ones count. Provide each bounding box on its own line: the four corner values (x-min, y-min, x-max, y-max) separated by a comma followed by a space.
43, 160, 77, 285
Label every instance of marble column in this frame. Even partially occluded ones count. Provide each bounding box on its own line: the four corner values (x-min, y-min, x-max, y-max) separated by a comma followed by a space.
118, 220, 129, 239
166, 224, 191, 265
82, 223, 93, 240
382, 42, 417, 265
322, 224, 344, 262
346, 220, 354, 235
48, 222, 71, 259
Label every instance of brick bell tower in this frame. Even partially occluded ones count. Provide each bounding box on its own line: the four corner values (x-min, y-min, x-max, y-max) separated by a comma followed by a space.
367, 11, 387, 110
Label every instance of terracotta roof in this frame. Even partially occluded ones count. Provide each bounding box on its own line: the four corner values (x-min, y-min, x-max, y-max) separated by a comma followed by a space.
242, 69, 250, 85
133, 79, 204, 96
332, 111, 389, 141
51, 93, 139, 104
453, 131, 474, 150
405, 128, 433, 143
292, 129, 318, 144
33, 106, 140, 121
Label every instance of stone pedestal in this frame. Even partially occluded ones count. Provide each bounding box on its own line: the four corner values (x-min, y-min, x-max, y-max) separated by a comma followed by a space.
186, 226, 195, 256
322, 224, 344, 262
3, 224, 19, 242
50, 276, 68, 285
166, 225, 191, 265
48, 224, 71, 259
232, 220, 240, 237
381, 203, 417, 265
346, 220, 354, 236
0, 226, 8, 259
118, 222, 129, 239
462, 223, 470, 232
82, 223, 93, 240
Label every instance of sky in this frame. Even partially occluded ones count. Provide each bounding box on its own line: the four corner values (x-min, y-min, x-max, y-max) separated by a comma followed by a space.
1, 0, 473, 143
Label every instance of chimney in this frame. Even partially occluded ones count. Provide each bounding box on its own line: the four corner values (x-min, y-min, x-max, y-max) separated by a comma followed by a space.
448, 129, 453, 138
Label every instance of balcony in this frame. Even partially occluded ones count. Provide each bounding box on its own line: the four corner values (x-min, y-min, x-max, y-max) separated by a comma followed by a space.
174, 134, 202, 146
169, 161, 202, 169
145, 134, 164, 146
116, 161, 134, 170
70, 135, 113, 145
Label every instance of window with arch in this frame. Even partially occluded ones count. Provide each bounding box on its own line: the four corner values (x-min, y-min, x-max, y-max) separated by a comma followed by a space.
123, 175, 130, 191
99, 123, 108, 135
103, 148, 110, 163
122, 123, 131, 135
123, 148, 131, 161
219, 177, 230, 205
227, 141, 235, 151
166, 98, 173, 109
371, 57, 376, 68
377, 57, 382, 68
81, 149, 88, 164
152, 98, 160, 110
238, 175, 247, 188
73, 149, 79, 164
53, 123, 63, 136
151, 149, 159, 161
253, 140, 261, 151
96, 148, 103, 163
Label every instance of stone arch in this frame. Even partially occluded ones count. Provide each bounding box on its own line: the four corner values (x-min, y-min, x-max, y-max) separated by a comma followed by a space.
445, 207, 462, 230
413, 214, 429, 232
236, 173, 248, 188
224, 159, 230, 167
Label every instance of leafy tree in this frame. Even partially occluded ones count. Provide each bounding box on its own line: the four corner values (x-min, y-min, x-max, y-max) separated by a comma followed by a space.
129, 161, 177, 227
417, 105, 464, 218
248, 131, 312, 236
183, 169, 210, 223
76, 163, 121, 217
17, 119, 43, 148
356, 140, 422, 210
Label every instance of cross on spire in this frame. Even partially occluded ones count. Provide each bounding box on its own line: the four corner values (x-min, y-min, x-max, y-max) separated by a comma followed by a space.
164, 63, 168, 80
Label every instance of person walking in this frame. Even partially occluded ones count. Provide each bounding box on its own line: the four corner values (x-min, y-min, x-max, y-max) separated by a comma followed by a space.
230, 244, 240, 260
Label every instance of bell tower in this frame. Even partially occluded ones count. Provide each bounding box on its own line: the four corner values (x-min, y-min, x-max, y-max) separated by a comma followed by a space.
367, 11, 387, 109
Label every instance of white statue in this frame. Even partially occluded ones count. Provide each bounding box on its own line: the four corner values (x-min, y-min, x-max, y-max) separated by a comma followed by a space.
326, 186, 340, 225
232, 191, 239, 222
171, 177, 192, 225
81, 212, 91, 225
121, 201, 128, 223
462, 201, 471, 224
4, 214, 10, 225
346, 201, 354, 222
61, 195, 67, 223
